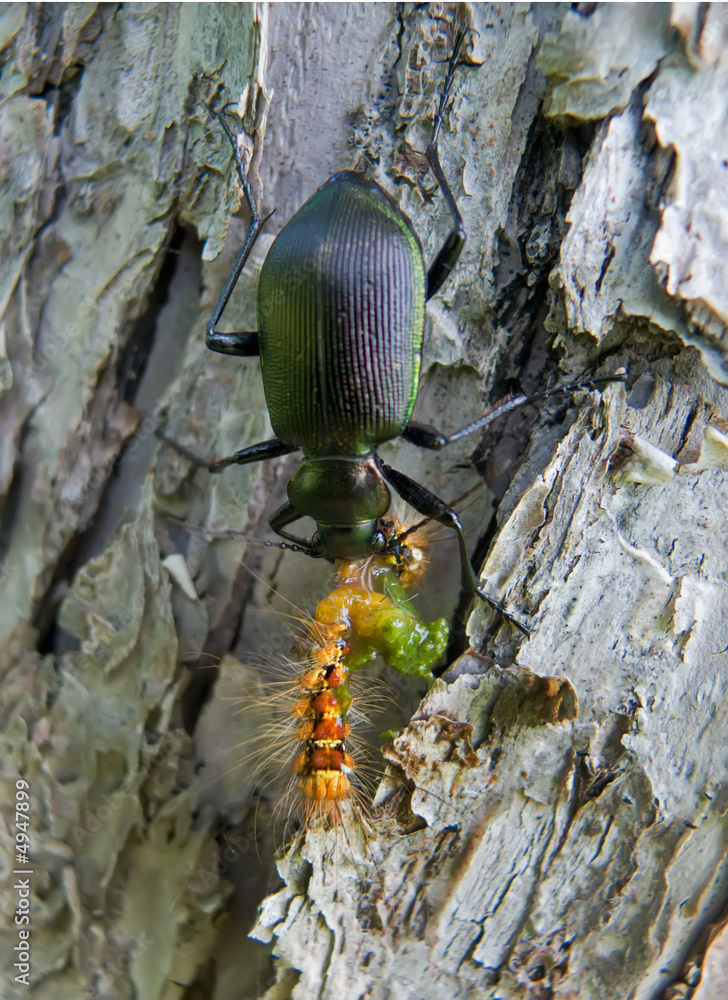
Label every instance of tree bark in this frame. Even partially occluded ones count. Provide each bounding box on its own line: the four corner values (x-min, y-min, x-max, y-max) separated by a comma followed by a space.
1, 4, 728, 1000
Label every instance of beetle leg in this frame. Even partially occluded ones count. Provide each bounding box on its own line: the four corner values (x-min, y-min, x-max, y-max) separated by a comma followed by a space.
209, 438, 299, 472
377, 460, 530, 635
206, 107, 273, 357
401, 421, 447, 449
403, 375, 628, 450
425, 31, 467, 300
269, 501, 323, 557
207, 331, 260, 357
157, 433, 297, 473
441, 374, 628, 446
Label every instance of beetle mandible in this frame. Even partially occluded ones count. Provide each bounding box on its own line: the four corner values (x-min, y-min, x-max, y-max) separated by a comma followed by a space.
166, 35, 616, 635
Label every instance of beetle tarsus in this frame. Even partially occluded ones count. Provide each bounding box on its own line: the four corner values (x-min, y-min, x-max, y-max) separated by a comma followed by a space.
401, 373, 628, 450
476, 589, 532, 637
167, 518, 315, 554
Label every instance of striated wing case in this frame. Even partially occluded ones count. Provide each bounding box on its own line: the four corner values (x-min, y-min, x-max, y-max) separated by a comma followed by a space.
258, 172, 426, 457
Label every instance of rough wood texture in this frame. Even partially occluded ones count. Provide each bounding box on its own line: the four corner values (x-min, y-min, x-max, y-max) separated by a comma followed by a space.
1, 4, 728, 1000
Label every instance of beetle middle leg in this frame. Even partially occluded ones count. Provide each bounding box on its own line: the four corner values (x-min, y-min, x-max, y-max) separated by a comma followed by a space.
402, 374, 628, 450
376, 459, 531, 636
157, 433, 299, 473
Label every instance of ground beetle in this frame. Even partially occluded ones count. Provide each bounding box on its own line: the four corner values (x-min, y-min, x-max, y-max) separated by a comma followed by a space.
166, 37, 621, 634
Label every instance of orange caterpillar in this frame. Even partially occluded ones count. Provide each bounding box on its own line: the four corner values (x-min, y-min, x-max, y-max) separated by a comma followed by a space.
288, 517, 449, 824
291, 621, 353, 815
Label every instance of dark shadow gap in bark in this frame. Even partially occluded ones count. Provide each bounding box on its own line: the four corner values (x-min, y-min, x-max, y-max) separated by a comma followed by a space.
119, 225, 190, 405
35, 226, 201, 655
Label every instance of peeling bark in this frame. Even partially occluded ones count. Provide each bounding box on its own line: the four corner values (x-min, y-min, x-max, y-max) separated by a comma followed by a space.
1, 4, 728, 1000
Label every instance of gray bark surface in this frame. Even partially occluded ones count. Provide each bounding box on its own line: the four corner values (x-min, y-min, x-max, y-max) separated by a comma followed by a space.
1, 4, 727, 1000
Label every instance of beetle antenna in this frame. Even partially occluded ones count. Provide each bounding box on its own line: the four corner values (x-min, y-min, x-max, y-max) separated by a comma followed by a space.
167, 518, 316, 555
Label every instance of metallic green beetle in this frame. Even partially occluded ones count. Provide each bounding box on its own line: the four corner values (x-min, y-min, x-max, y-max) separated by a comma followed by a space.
169, 40, 619, 635
191, 42, 522, 621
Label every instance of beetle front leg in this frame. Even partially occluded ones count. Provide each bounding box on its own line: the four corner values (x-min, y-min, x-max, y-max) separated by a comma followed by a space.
378, 460, 530, 636
157, 434, 298, 473
268, 501, 323, 557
